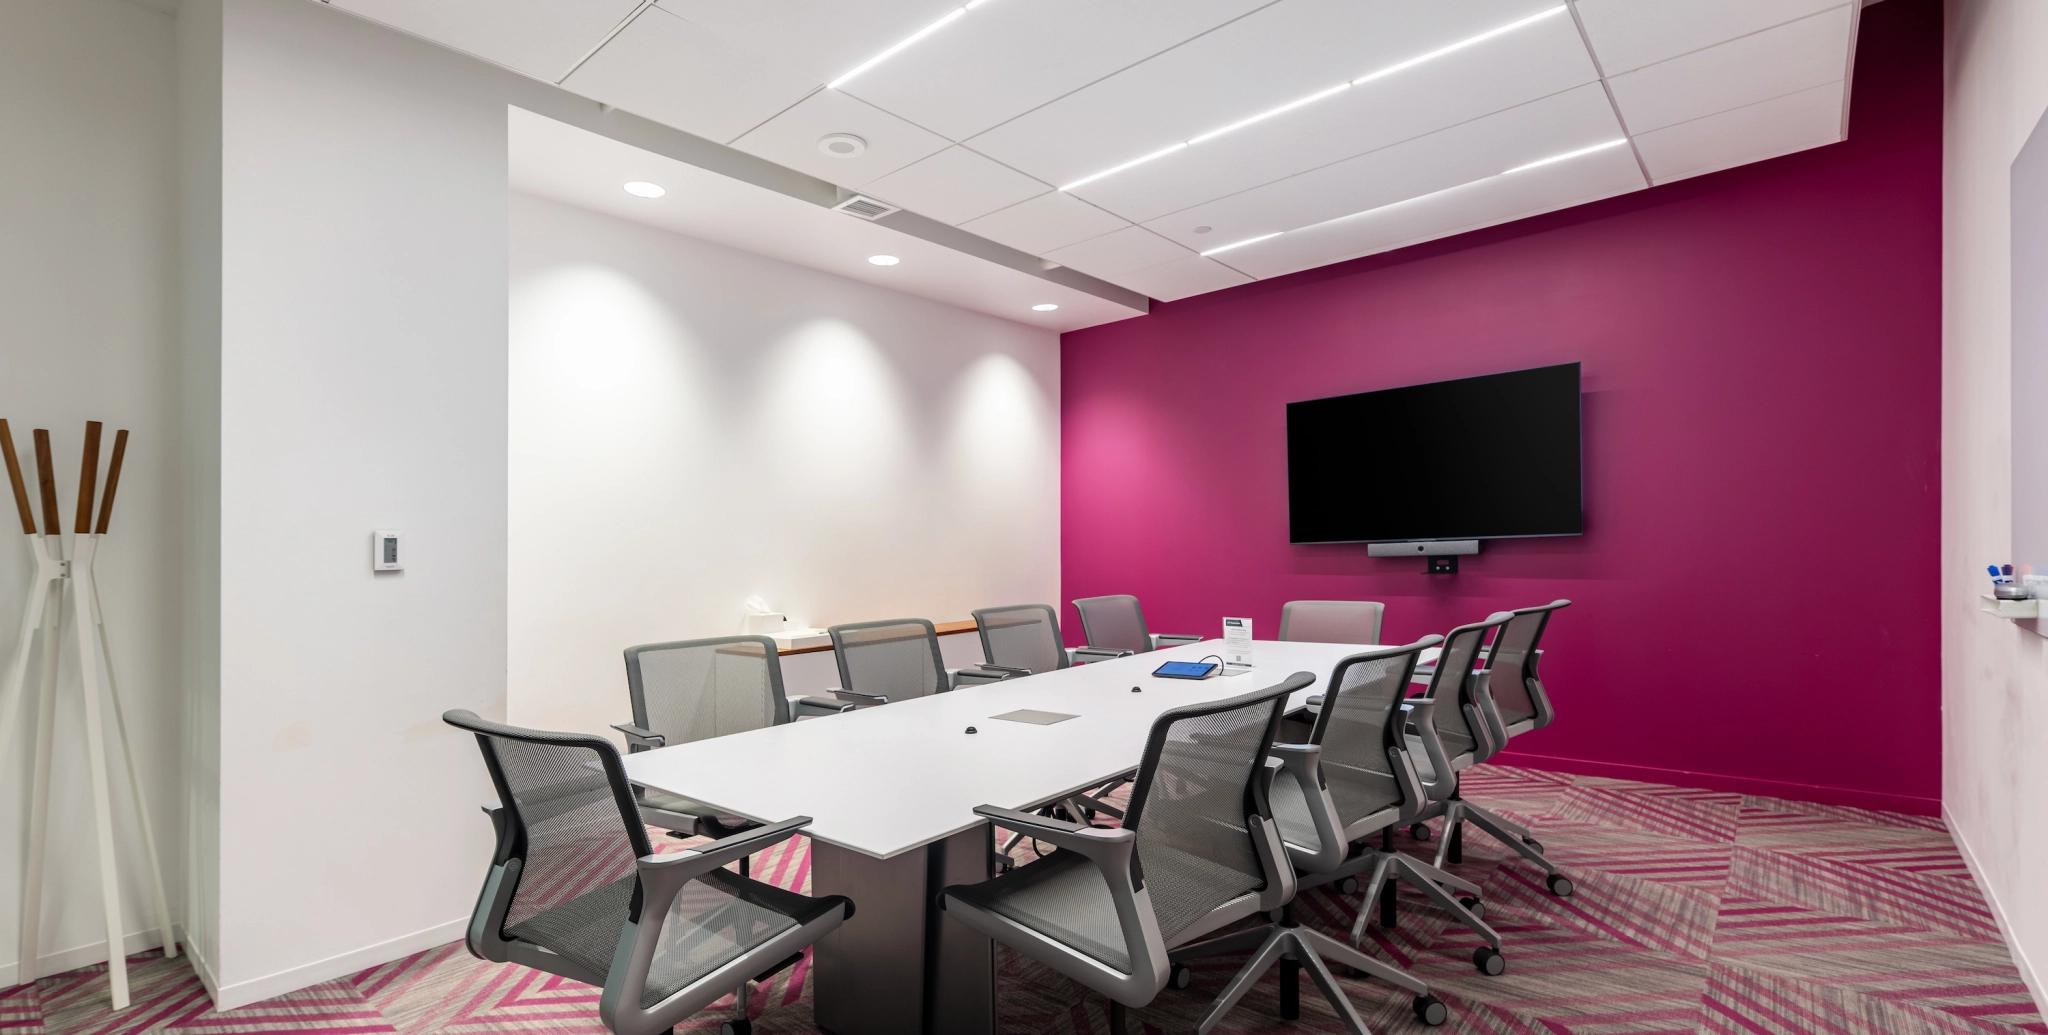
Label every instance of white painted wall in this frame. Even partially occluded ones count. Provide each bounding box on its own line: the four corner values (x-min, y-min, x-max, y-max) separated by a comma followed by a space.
508, 193, 1060, 735
1943, 0, 2048, 1012
0, 0, 183, 988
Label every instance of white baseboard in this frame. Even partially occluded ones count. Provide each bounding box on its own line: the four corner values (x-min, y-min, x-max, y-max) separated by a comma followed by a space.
206, 916, 467, 1012
1945, 805, 2047, 1015
184, 927, 220, 1003
0, 922, 184, 988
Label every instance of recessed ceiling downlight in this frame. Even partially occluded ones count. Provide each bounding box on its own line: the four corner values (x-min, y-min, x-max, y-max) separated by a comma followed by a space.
1032, 303, 1059, 312
819, 133, 868, 157
868, 254, 900, 266
623, 181, 665, 198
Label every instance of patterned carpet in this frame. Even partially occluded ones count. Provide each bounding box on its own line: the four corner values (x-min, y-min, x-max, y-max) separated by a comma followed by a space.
4, 764, 2039, 1035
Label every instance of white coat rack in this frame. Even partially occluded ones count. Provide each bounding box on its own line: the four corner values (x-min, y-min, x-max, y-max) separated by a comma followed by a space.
0, 419, 174, 1009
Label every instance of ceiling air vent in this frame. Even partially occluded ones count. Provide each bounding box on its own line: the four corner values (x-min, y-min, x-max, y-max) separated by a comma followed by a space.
832, 194, 900, 220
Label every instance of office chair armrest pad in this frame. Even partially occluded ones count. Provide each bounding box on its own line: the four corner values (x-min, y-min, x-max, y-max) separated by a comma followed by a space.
638, 816, 811, 892
1267, 742, 1323, 781
1149, 633, 1203, 649
949, 666, 1011, 687
832, 688, 888, 705
611, 723, 665, 750
791, 695, 856, 717
977, 664, 1034, 675
975, 806, 1138, 874
1071, 647, 1134, 662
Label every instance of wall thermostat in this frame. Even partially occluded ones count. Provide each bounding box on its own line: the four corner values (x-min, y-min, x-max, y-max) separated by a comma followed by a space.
372, 530, 403, 571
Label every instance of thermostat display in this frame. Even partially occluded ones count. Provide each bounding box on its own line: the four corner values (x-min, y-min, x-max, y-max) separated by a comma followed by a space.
373, 530, 403, 571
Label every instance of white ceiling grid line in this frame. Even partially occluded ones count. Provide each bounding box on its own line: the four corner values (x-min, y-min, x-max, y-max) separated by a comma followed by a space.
322, 0, 1874, 307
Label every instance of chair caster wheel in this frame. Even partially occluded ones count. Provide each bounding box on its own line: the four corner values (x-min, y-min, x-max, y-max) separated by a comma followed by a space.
1338, 877, 1360, 896
1169, 963, 1192, 989
1410, 823, 1432, 841
1473, 946, 1506, 976
1413, 993, 1448, 1026
721, 1021, 751, 1035
1547, 873, 1575, 897
1459, 895, 1485, 920
1524, 836, 1545, 853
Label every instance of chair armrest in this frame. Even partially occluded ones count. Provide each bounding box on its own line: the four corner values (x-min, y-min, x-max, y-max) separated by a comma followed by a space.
1150, 633, 1203, 650
972, 806, 1140, 879
1071, 646, 1134, 664
949, 666, 1012, 688
635, 816, 811, 904
978, 664, 1034, 676
1267, 742, 1324, 786
791, 695, 856, 718
611, 723, 664, 752
832, 688, 888, 706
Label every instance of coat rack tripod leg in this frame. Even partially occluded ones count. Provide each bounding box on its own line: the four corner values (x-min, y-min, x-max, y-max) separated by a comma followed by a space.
69, 535, 132, 1009
88, 545, 176, 960
19, 551, 62, 987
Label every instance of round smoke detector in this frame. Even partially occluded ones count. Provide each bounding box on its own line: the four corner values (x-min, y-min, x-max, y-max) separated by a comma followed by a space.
818, 133, 868, 158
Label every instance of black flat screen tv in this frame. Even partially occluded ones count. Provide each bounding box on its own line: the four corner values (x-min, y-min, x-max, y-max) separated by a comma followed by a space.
1286, 362, 1582, 544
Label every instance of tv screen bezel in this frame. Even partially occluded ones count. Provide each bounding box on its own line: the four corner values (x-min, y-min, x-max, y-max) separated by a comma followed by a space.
1285, 362, 1584, 545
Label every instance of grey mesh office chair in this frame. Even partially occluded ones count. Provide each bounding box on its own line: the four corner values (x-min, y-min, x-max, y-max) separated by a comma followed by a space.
1070, 594, 1201, 654
444, 710, 853, 1035
1278, 600, 1385, 645
1436, 601, 1571, 886
972, 603, 1131, 675
1266, 639, 1503, 979
827, 618, 1007, 707
1408, 615, 1574, 897
613, 635, 847, 850
941, 673, 1446, 1034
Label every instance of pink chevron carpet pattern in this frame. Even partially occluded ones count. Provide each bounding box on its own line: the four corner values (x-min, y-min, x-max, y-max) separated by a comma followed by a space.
5, 765, 2039, 1035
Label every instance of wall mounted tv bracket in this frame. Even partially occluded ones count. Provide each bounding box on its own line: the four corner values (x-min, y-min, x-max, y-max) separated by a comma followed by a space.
1367, 539, 1480, 574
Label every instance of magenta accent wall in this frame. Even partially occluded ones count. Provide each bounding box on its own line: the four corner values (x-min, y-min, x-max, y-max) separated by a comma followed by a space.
1060, 0, 1942, 814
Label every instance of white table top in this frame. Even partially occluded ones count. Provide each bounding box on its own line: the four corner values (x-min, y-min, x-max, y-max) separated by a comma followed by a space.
622, 639, 1377, 859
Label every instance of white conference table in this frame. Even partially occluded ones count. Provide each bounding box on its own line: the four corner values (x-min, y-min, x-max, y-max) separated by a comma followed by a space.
623, 638, 1374, 1035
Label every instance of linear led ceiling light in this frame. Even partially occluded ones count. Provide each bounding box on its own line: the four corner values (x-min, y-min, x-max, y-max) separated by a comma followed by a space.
830, 0, 995, 89
1199, 138, 1626, 258
1061, 6, 1566, 192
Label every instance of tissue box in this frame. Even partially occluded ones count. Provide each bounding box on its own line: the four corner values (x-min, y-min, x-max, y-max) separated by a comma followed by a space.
770, 628, 831, 651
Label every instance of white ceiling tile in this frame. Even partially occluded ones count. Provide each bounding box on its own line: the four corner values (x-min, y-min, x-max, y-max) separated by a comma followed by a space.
731, 89, 951, 186
1069, 15, 1596, 224
837, 0, 1270, 141
328, 0, 642, 81
562, 8, 820, 144
1144, 83, 1625, 250
1636, 79, 1844, 184
1575, 0, 1847, 75
1607, 5, 1853, 135
966, 0, 1565, 188
1114, 255, 1253, 302
654, 0, 965, 86
960, 191, 1128, 255
1045, 226, 1194, 280
862, 147, 1051, 225
1215, 142, 1645, 279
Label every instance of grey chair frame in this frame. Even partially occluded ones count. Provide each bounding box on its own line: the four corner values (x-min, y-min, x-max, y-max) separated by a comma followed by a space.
1429, 601, 1573, 889
612, 634, 846, 844
941, 673, 1441, 1035
1407, 615, 1569, 890
971, 603, 1131, 674
1277, 600, 1385, 645
1070, 594, 1201, 654
826, 617, 1009, 707
1269, 638, 1501, 967
444, 709, 852, 1035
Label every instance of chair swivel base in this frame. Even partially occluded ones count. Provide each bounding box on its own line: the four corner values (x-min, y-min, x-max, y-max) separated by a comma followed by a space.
1434, 800, 1574, 896
1160, 910, 1444, 1034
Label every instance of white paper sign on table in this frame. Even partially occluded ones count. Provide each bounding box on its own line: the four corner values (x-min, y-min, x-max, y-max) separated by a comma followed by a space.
1223, 617, 1253, 672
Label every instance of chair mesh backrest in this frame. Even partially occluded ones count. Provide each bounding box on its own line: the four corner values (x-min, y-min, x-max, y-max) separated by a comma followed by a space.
1072, 595, 1150, 654
1485, 610, 1547, 727
974, 604, 1067, 674
1279, 600, 1384, 644
1424, 619, 1502, 762
832, 619, 944, 700
1311, 641, 1429, 826
476, 727, 649, 980
1122, 676, 1299, 944
626, 636, 784, 746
